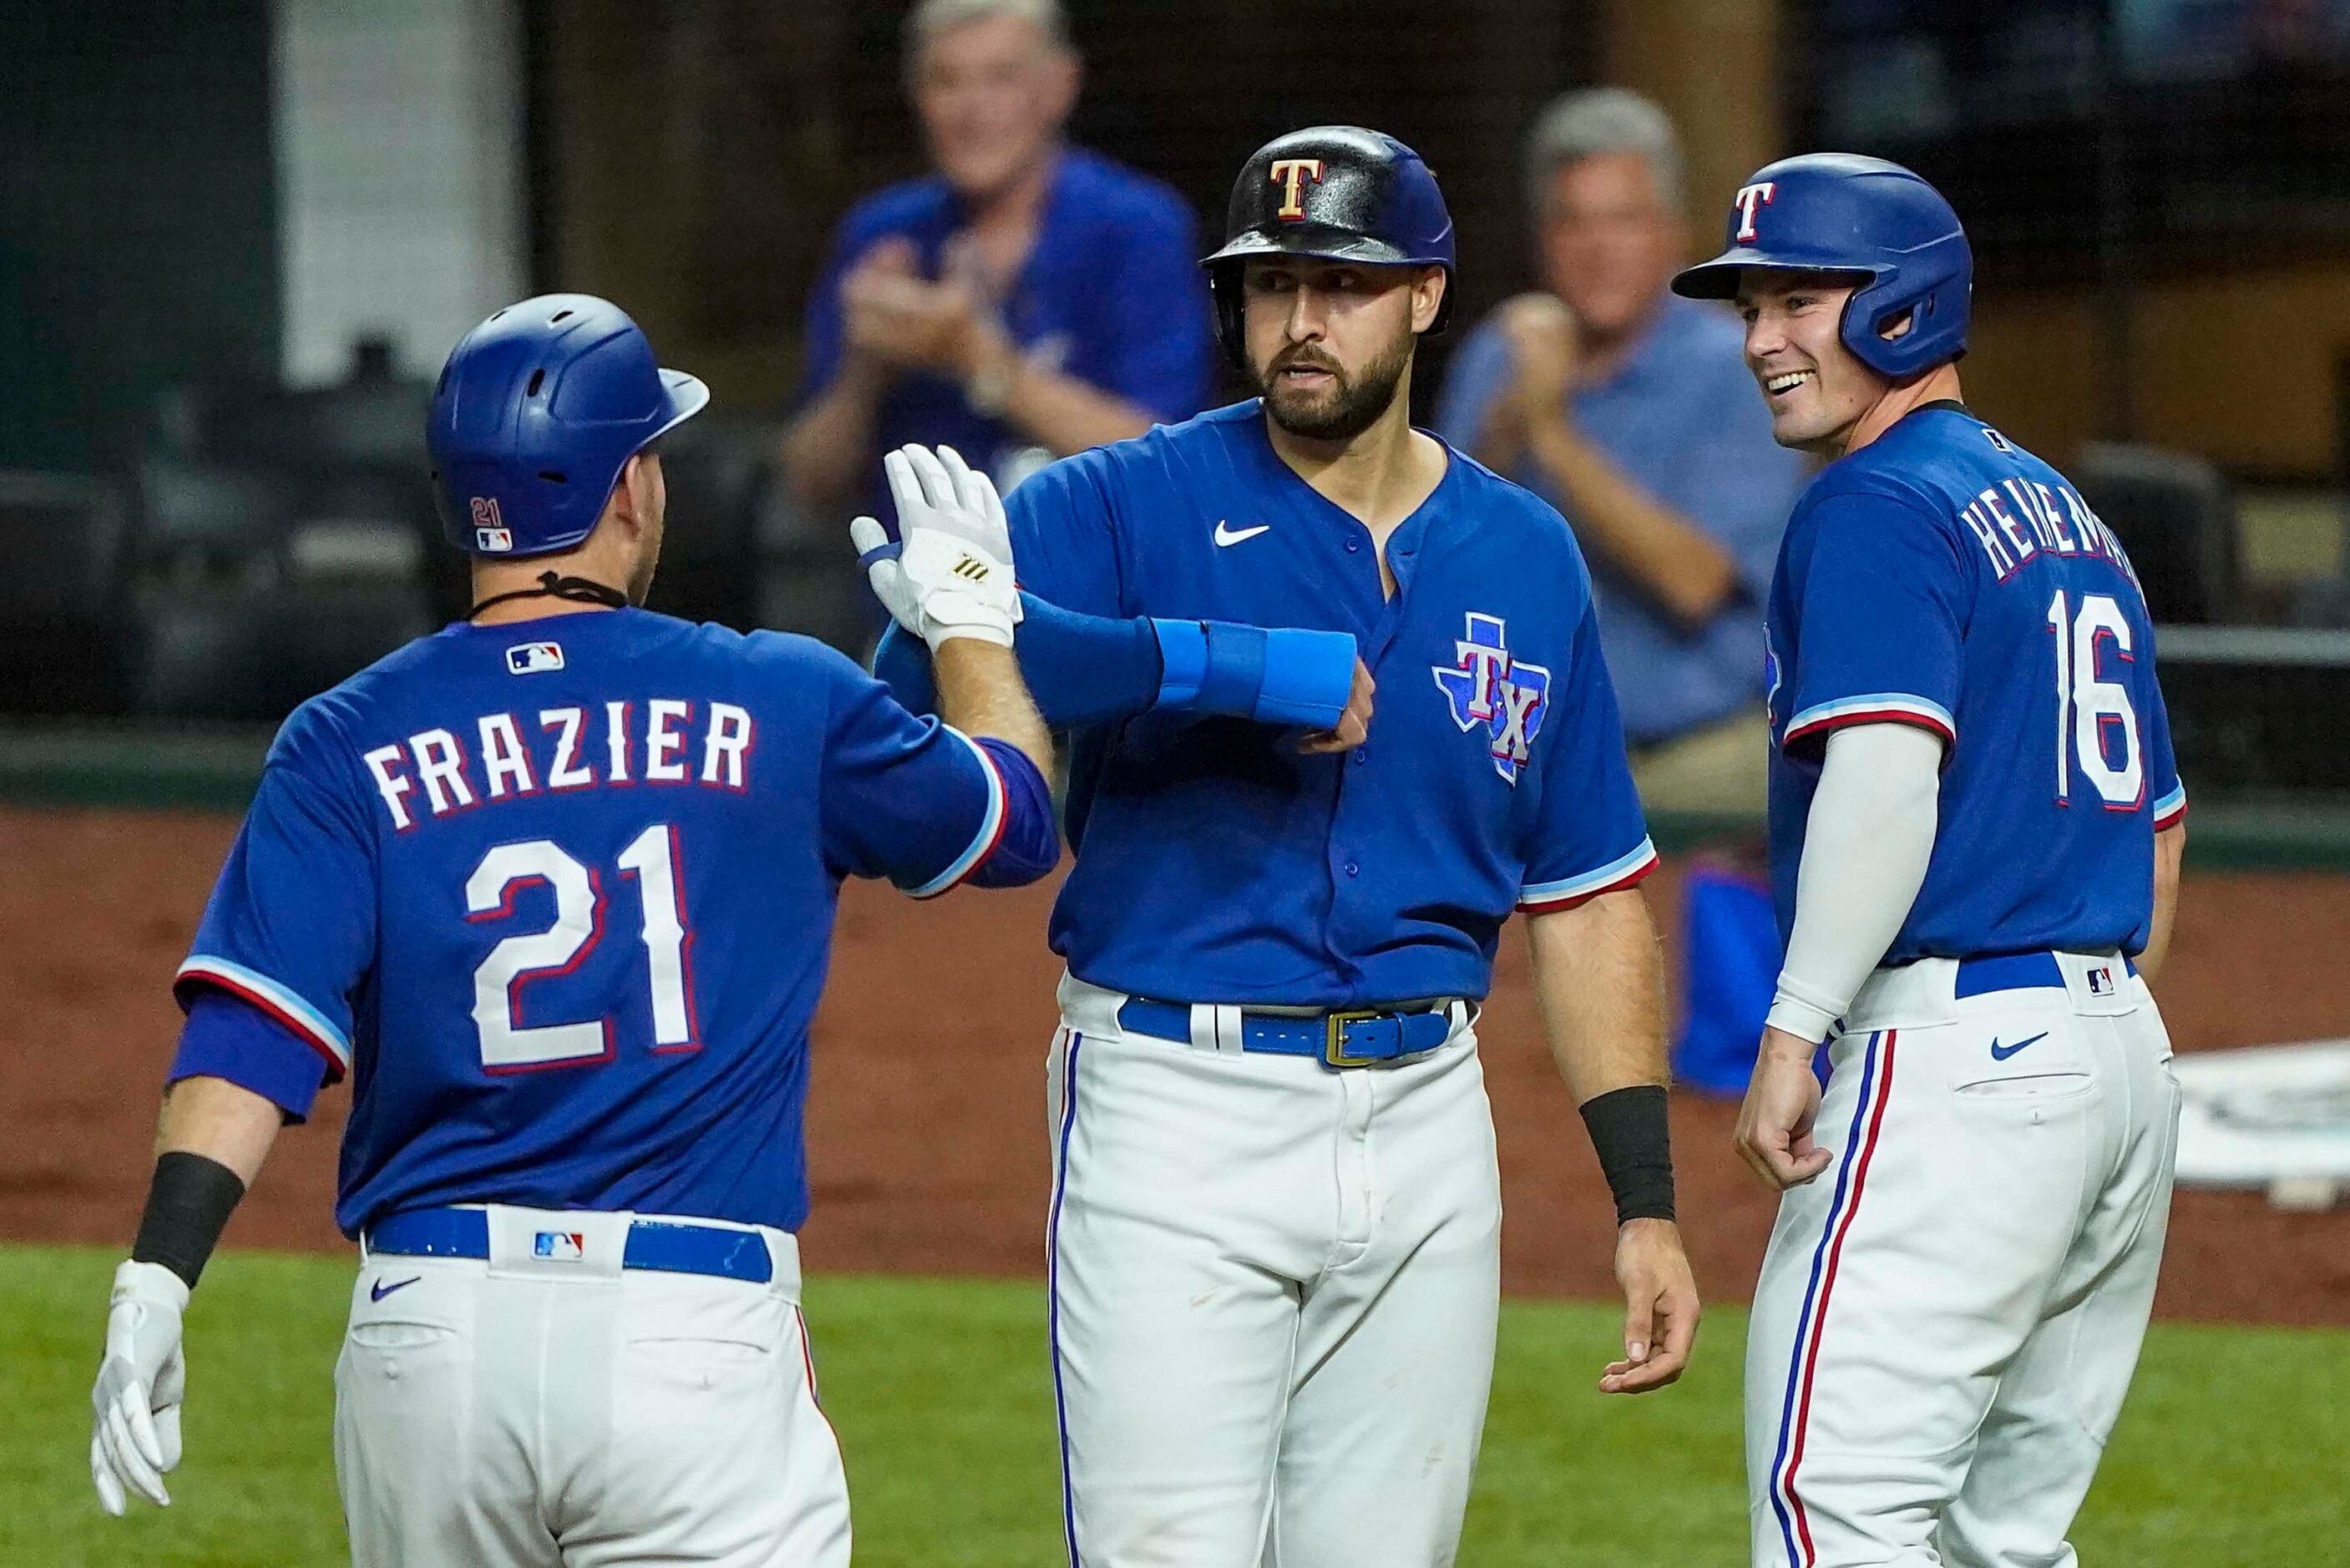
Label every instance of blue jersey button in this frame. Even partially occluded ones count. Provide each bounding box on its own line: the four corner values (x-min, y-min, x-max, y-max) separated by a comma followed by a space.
1345, 536, 1361, 553
1344, 861, 1360, 878
1352, 747, 1368, 766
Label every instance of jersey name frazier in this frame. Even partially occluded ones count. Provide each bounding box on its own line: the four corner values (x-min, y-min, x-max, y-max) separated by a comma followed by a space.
360, 699, 756, 830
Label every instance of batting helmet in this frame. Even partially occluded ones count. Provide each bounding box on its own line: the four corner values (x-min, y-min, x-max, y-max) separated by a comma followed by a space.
428, 294, 709, 558
1670, 153, 1971, 380
1202, 125, 1456, 373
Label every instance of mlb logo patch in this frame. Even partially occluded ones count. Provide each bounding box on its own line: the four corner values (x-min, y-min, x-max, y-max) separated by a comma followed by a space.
533, 1231, 586, 1262
471, 496, 511, 553
506, 641, 565, 675
2087, 965, 2114, 996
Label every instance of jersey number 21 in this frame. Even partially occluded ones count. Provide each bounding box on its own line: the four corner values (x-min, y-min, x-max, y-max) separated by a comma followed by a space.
464, 824, 696, 1070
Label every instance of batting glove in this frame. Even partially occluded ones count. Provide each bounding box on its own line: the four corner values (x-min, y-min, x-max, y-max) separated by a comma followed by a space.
90, 1259, 190, 1515
852, 444, 1021, 651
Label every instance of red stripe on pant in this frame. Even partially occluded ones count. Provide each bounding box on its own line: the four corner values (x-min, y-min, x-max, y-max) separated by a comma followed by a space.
1780, 1029, 1900, 1564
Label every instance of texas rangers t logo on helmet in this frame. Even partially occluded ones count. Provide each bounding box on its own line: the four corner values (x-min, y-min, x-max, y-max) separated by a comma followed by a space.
471, 496, 513, 553
1733, 180, 1776, 241
1432, 613, 1550, 784
1269, 158, 1325, 220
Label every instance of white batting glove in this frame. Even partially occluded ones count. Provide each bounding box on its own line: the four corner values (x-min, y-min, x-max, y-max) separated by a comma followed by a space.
850, 444, 1021, 650
90, 1259, 190, 1515
849, 514, 924, 637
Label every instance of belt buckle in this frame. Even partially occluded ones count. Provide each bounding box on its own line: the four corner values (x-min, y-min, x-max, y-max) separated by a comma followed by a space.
1324, 1009, 1385, 1069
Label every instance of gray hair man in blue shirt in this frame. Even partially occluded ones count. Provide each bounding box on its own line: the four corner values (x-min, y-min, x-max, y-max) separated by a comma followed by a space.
1436, 89, 1810, 815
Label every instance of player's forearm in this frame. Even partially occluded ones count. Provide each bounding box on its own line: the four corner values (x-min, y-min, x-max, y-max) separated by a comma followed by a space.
1766, 724, 1942, 1043
1528, 890, 1678, 1226
1523, 416, 1740, 627
992, 355, 1157, 456
1527, 889, 1670, 1103
876, 598, 1359, 733
781, 366, 889, 510
933, 637, 1052, 781
2140, 822, 2185, 984
130, 1075, 281, 1291
155, 1074, 282, 1185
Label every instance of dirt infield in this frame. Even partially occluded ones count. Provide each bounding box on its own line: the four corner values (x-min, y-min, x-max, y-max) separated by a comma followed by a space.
5, 804, 2344, 1324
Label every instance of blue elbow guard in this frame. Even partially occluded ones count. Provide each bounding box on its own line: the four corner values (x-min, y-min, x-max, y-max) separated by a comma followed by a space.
1151, 620, 1356, 729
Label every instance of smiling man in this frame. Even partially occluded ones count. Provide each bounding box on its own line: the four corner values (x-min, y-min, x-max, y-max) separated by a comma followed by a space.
780, 0, 1211, 533
860, 125, 1700, 1566
1671, 154, 2190, 1568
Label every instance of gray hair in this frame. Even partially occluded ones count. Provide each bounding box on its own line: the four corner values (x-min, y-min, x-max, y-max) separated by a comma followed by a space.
1522, 87, 1684, 216
904, 0, 1072, 58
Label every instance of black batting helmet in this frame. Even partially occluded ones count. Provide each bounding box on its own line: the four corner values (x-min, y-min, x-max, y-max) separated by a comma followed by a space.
1202, 126, 1457, 373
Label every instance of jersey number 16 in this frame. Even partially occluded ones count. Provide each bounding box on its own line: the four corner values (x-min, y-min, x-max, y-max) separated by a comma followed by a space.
464, 824, 696, 1071
2046, 589, 2144, 809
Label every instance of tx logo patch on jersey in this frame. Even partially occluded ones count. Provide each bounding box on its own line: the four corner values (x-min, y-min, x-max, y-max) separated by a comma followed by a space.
1432, 613, 1550, 784
533, 1230, 586, 1262
505, 641, 565, 675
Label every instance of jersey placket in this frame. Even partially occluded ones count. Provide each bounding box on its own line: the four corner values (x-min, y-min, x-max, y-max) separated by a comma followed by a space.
1319, 505, 1443, 1005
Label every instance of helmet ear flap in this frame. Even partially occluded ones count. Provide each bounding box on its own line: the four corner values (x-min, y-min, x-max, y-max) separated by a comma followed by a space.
1209, 264, 1251, 377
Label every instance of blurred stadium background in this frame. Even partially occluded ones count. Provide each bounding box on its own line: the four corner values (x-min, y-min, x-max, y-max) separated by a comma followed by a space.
3, 2, 2347, 1564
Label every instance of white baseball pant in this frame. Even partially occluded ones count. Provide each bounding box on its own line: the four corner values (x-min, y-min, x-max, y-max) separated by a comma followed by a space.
335, 1206, 848, 1567
1746, 952, 2180, 1568
1046, 974, 1502, 1567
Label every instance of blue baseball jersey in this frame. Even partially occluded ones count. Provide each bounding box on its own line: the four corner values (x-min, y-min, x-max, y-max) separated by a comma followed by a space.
1007, 400, 1656, 1008
1765, 403, 2187, 961
171, 608, 1046, 1238
800, 147, 1213, 523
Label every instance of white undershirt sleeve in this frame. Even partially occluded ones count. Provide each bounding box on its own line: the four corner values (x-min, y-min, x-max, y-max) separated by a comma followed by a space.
1765, 721, 1946, 1044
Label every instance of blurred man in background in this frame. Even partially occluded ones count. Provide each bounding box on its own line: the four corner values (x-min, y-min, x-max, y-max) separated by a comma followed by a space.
1438, 88, 1808, 816
781, 0, 1212, 530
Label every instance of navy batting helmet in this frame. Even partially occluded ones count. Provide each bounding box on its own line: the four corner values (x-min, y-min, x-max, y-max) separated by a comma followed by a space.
1671, 153, 1971, 380
1203, 126, 1456, 373
428, 294, 708, 558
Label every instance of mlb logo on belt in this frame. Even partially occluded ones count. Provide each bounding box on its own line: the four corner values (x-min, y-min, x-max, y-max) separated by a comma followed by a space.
472, 496, 512, 553
2086, 965, 2114, 996
506, 641, 565, 675
534, 1231, 586, 1262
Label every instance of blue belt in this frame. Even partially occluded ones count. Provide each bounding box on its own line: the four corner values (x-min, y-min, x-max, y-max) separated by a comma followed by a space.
1115, 997, 1461, 1068
365, 1207, 774, 1284
1952, 951, 2135, 999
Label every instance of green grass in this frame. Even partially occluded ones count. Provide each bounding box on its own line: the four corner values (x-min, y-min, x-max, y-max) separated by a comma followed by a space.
5, 1246, 2342, 1565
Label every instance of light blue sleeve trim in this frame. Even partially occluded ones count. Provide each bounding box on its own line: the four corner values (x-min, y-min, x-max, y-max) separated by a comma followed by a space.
174, 955, 353, 1070
1519, 837, 1660, 909
2152, 780, 2187, 822
905, 727, 1006, 899
1785, 692, 1957, 741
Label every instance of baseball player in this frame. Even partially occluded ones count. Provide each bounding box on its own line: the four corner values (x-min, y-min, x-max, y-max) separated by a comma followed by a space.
864, 127, 1700, 1566
1669, 158, 2189, 1567
85, 294, 1059, 1566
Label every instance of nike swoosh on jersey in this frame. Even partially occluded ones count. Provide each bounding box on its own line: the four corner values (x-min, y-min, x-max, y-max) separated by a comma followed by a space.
1988, 1032, 2049, 1061
370, 1275, 423, 1302
1213, 520, 1272, 546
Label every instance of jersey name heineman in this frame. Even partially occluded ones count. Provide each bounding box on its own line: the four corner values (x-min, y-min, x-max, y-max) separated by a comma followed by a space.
362, 699, 756, 830
1957, 468, 2140, 589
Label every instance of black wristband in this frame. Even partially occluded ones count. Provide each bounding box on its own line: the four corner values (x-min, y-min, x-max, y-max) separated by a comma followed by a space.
131, 1151, 247, 1291
1579, 1084, 1676, 1226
